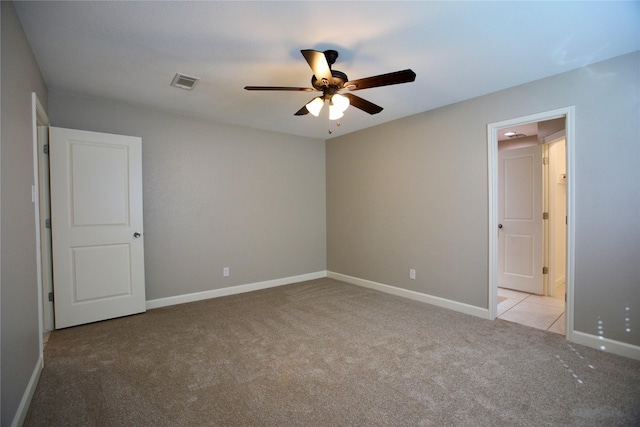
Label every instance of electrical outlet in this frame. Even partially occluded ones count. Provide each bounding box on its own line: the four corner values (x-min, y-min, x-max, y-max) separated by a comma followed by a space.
409, 269, 416, 280
223, 267, 229, 277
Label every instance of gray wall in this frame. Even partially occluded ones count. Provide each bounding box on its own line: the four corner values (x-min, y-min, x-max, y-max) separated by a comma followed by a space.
327, 51, 640, 346
1, 1, 49, 424
48, 94, 327, 301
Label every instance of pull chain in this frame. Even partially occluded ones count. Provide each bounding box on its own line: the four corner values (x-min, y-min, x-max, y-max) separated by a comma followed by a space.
328, 120, 341, 135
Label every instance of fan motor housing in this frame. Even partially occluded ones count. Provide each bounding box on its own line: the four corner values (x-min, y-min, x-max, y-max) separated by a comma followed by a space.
311, 70, 348, 91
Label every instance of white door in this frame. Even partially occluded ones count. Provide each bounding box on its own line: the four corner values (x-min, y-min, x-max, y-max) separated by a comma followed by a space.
498, 144, 543, 294
49, 127, 146, 328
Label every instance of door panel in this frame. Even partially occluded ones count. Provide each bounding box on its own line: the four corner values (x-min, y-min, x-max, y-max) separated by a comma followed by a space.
498, 144, 543, 294
71, 143, 129, 225
50, 127, 146, 328
73, 244, 132, 301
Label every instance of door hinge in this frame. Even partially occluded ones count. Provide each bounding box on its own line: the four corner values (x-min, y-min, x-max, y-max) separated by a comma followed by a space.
48, 292, 54, 302
542, 212, 549, 220
543, 157, 549, 165
43, 144, 49, 155
542, 267, 549, 274
45, 218, 51, 229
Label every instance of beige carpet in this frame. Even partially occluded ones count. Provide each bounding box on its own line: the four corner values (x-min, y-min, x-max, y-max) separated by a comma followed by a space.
25, 278, 640, 426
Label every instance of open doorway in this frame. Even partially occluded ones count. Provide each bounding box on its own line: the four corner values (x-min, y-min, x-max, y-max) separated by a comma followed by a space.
495, 119, 566, 334
488, 107, 575, 340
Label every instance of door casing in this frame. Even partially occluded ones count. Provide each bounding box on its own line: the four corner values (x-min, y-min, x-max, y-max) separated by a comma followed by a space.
31, 93, 50, 361
542, 132, 567, 298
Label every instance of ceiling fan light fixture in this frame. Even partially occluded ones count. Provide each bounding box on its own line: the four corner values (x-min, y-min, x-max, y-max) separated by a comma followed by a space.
306, 97, 324, 116
245, 49, 416, 120
331, 93, 350, 112
328, 104, 344, 121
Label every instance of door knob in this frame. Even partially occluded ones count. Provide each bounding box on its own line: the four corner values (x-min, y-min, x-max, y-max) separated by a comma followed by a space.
133, 232, 142, 238
498, 224, 503, 229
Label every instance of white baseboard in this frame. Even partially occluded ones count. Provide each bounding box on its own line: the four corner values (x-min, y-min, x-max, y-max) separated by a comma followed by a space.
146, 271, 327, 310
12, 355, 43, 427
327, 271, 491, 320
145, 270, 640, 362
571, 330, 640, 361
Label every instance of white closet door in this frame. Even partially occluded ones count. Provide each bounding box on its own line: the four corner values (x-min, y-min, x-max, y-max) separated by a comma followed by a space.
498, 144, 543, 294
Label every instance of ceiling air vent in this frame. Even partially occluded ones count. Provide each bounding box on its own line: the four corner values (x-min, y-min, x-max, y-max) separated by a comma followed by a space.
171, 73, 199, 90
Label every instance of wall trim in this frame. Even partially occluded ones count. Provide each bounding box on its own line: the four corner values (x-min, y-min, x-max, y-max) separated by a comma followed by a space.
11, 356, 43, 427
327, 271, 491, 320
145, 271, 327, 310
571, 331, 640, 361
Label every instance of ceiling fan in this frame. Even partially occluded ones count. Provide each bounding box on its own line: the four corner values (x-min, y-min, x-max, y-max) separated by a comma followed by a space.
244, 49, 416, 120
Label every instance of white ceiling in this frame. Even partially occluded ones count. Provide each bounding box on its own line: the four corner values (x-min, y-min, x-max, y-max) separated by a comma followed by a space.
14, 1, 640, 140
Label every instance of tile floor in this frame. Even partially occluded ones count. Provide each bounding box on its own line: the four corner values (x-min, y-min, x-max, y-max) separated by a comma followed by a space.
497, 286, 566, 335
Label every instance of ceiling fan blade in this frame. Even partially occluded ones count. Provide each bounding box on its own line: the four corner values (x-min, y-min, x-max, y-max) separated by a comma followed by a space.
301, 50, 332, 85
294, 105, 310, 116
345, 69, 416, 91
343, 93, 383, 115
244, 86, 315, 92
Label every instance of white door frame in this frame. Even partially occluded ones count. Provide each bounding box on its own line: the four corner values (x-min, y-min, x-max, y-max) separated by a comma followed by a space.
36, 125, 54, 331
31, 92, 50, 360
542, 130, 567, 298
487, 106, 575, 341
